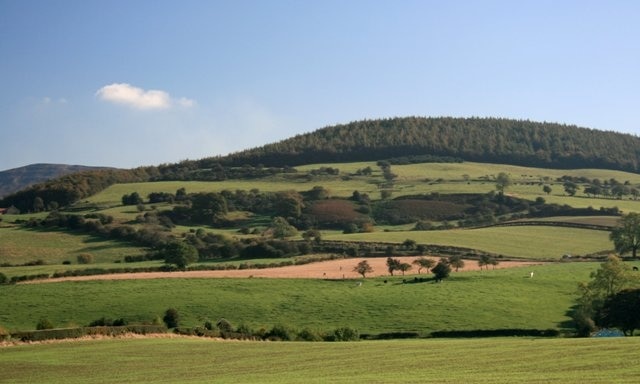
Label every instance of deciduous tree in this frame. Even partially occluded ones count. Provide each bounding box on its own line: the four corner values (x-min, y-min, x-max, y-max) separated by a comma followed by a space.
161, 241, 199, 269
432, 260, 451, 282
610, 213, 640, 258
597, 288, 640, 335
353, 260, 373, 278
412, 257, 435, 274
386, 257, 402, 276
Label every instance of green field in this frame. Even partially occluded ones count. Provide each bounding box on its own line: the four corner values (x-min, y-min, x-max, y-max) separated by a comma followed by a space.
1, 337, 639, 383
1, 262, 624, 334
325, 226, 612, 259
0, 226, 146, 265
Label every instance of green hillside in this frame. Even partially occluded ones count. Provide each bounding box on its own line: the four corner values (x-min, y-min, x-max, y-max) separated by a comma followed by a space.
4, 117, 640, 211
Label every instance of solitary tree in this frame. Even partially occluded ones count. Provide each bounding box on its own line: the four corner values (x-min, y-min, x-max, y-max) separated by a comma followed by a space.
163, 308, 180, 328
542, 185, 552, 195
495, 172, 512, 194
353, 260, 373, 278
432, 260, 451, 282
412, 257, 435, 274
610, 213, 640, 258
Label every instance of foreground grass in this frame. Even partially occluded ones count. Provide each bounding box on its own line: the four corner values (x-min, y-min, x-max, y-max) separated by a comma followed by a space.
1, 337, 639, 383
2, 263, 616, 333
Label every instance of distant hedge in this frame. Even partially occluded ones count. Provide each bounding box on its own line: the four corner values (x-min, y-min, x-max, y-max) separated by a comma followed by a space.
429, 329, 561, 338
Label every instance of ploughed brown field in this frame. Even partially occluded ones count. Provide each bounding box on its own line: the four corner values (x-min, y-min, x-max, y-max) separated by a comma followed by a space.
31, 257, 542, 283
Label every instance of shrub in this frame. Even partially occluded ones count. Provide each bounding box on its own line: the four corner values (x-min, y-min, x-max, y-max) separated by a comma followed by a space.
163, 308, 180, 328
216, 318, 233, 332
0, 324, 9, 340
330, 327, 360, 341
297, 328, 323, 341
36, 318, 55, 330
265, 324, 294, 341
77, 253, 94, 264
0, 272, 7, 285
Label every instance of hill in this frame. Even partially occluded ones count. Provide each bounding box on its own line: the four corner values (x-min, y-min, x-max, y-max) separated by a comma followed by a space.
4, 117, 640, 211
216, 117, 640, 171
0, 163, 111, 198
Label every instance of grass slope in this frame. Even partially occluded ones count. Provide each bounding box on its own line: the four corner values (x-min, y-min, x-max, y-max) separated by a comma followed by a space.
1, 263, 621, 334
0, 227, 146, 265
325, 226, 612, 259
1, 337, 639, 383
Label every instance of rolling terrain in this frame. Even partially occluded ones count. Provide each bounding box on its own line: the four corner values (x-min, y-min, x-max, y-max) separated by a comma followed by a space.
2, 118, 640, 383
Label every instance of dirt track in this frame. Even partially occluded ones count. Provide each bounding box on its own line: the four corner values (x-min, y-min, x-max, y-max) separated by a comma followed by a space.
34, 257, 542, 283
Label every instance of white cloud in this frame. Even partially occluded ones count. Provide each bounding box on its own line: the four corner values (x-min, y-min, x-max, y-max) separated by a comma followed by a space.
96, 83, 194, 110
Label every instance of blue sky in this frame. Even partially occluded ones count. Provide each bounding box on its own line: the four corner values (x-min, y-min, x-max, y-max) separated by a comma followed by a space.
1, 0, 639, 171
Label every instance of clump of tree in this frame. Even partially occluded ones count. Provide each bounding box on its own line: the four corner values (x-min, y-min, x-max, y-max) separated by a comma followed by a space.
156, 241, 199, 269
572, 255, 640, 336
478, 255, 499, 270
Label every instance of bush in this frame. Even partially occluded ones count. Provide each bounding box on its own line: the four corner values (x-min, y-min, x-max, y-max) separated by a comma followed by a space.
0, 272, 7, 285
36, 318, 54, 330
0, 324, 9, 340
163, 308, 180, 328
297, 328, 323, 341
265, 324, 294, 341
216, 318, 233, 332
77, 253, 94, 264
329, 327, 360, 341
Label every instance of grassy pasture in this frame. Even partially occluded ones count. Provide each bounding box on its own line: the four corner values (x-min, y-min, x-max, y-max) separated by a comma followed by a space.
325, 226, 612, 259
2, 262, 622, 333
0, 226, 146, 265
1, 337, 639, 383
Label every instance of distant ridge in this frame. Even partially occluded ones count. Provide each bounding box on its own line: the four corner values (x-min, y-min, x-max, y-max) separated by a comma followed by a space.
0, 163, 112, 198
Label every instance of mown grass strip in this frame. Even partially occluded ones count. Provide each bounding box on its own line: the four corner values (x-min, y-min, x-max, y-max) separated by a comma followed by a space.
1, 337, 639, 383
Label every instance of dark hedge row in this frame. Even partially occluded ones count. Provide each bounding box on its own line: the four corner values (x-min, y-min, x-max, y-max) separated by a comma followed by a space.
9, 325, 167, 342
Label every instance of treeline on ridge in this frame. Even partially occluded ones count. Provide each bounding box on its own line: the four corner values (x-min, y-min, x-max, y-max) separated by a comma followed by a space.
218, 117, 640, 171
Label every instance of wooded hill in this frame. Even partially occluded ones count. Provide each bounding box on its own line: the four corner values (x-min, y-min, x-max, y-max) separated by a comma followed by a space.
0, 163, 111, 198
217, 117, 640, 170
3, 117, 640, 211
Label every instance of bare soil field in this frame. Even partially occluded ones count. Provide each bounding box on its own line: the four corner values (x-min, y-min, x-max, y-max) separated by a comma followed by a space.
33, 257, 543, 283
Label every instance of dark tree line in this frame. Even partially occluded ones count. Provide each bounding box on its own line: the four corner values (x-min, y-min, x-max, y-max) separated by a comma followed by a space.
217, 117, 640, 171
